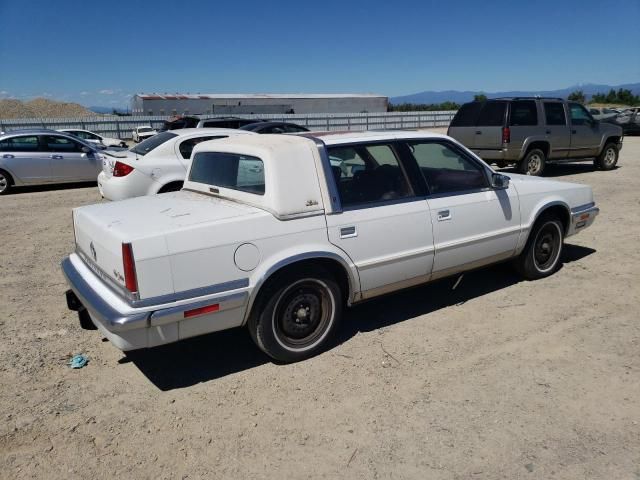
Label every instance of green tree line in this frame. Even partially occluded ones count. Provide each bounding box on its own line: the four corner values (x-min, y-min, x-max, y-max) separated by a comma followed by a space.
569, 89, 640, 105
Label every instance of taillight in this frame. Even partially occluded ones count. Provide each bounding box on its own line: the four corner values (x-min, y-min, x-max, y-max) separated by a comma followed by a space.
113, 161, 134, 177
502, 127, 510, 144
122, 243, 138, 294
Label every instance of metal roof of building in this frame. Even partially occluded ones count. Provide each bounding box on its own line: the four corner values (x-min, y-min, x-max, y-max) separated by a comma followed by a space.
135, 93, 387, 100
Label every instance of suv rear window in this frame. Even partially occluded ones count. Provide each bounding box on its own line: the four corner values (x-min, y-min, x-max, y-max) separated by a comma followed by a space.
131, 131, 177, 156
476, 101, 507, 126
189, 152, 265, 195
544, 103, 566, 126
509, 101, 538, 126
450, 102, 483, 127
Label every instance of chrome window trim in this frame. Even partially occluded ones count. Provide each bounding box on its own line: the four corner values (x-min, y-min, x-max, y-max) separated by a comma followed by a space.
311, 137, 343, 214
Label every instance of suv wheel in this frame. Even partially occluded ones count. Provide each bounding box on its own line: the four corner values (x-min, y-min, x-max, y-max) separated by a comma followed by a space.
595, 143, 618, 170
518, 148, 546, 176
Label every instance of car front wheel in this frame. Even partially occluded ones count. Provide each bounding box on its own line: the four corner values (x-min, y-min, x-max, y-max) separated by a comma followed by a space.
515, 215, 564, 280
248, 266, 343, 363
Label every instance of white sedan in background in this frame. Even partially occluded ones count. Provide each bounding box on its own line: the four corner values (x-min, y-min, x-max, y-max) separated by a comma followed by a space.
98, 128, 255, 200
132, 126, 157, 143
59, 129, 128, 148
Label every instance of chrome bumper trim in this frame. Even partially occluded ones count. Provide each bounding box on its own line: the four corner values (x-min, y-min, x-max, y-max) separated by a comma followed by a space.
62, 257, 149, 332
568, 203, 599, 236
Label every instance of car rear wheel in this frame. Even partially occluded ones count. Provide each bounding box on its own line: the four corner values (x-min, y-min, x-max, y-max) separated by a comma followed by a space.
0, 170, 13, 195
518, 148, 546, 176
595, 143, 618, 170
248, 266, 343, 363
515, 215, 564, 280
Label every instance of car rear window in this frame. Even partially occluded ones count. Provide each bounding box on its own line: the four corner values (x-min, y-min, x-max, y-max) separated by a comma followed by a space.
189, 152, 265, 195
449, 102, 483, 127
130, 131, 177, 156
509, 101, 538, 126
476, 101, 507, 126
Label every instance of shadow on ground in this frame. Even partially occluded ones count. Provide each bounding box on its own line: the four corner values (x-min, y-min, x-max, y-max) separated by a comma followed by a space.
128, 243, 595, 391
497, 162, 619, 178
6, 181, 97, 195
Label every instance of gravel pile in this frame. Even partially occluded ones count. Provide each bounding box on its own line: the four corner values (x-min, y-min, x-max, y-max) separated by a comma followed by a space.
0, 98, 95, 119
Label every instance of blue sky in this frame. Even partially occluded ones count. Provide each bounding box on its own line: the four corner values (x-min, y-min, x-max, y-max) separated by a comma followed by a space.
0, 0, 638, 107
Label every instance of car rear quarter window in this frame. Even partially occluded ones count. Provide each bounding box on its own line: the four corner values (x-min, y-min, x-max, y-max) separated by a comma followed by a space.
509, 101, 538, 126
476, 101, 507, 126
0, 136, 39, 151
544, 102, 567, 126
450, 102, 483, 127
131, 131, 177, 156
189, 152, 265, 195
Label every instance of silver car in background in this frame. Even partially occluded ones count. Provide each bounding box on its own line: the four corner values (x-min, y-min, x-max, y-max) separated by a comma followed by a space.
0, 129, 105, 194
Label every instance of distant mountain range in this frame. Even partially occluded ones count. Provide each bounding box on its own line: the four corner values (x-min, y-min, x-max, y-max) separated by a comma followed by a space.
390, 83, 640, 105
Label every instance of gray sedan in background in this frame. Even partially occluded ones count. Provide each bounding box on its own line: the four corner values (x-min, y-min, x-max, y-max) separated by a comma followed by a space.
0, 129, 106, 194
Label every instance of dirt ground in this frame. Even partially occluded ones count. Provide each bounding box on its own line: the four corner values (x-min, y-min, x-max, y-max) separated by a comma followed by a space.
1, 134, 639, 480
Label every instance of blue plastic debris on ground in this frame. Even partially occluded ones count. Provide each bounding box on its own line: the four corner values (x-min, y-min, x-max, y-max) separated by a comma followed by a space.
68, 354, 89, 369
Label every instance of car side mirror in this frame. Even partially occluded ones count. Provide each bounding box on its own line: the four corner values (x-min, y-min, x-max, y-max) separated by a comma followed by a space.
81, 146, 92, 153
491, 173, 510, 189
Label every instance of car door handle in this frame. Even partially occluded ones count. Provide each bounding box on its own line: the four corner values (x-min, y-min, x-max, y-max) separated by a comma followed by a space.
51, 155, 64, 159
475, 131, 482, 134
437, 210, 452, 221
545, 130, 551, 134
571, 130, 577, 134
340, 226, 357, 238
2, 154, 14, 158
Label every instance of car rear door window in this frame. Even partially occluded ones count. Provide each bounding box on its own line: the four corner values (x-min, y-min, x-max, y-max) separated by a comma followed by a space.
0, 136, 39, 151
450, 102, 483, 127
327, 143, 413, 207
476, 101, 507, 126
509, 101, 538, 126
178, 135, 225, 159
544, 102, 567, 126
408, 141, 488, 195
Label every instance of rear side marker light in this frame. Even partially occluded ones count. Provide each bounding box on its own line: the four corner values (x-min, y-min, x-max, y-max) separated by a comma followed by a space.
184, 304, 220, 319
113, 161, 134, 177
122, 243, 138, 294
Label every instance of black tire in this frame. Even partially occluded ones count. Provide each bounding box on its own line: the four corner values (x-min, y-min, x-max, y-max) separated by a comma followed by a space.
518, 148, 546, 176
595, 143, 618, 170
158, 182, 183, 193
515, 215, 564, 280
0, 169, 13, 195
248, 266, 343, 363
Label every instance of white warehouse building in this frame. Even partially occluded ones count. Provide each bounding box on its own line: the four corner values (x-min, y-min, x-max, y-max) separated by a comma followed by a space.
131, 93, 388, 116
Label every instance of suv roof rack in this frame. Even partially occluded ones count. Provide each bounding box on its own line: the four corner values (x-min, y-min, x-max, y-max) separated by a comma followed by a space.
493, 96, 565, 101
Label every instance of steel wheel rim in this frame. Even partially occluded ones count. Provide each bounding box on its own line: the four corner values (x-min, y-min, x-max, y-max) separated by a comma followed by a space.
272, 279, 335, 352
0, 174, 7, 193
533, 222, 562, 272
604, 148, 616, 166
527, 154, 542, 175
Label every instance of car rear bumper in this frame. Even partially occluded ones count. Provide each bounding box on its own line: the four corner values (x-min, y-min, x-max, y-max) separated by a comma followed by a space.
98, 169, 155, 201
567, 202, 599, 237
61, 254, 249, 351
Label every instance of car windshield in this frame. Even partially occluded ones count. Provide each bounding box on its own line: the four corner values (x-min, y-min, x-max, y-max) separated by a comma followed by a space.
139, 127, 153, 133
130, 131, 176, 156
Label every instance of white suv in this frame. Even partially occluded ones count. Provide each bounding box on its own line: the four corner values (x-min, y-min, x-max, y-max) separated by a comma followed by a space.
97, 128, 255, 200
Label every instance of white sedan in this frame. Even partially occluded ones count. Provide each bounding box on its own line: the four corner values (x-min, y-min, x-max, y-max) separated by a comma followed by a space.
132, 126, 157, 143
59, 129, 127, 148
97, 128, 255, 200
